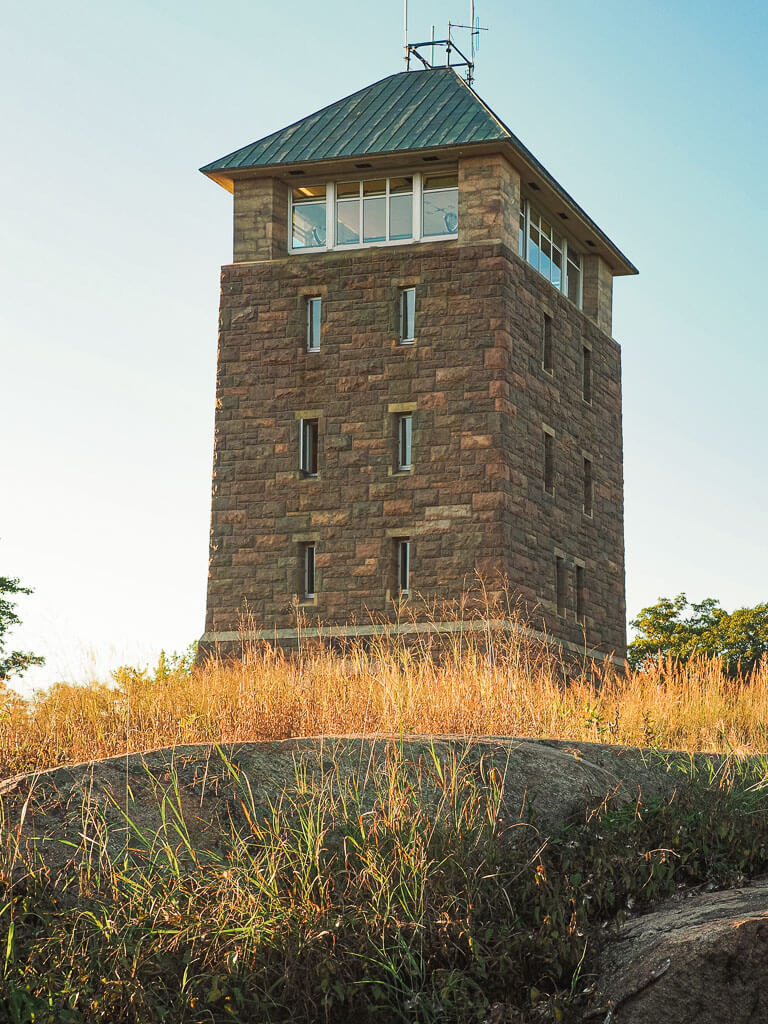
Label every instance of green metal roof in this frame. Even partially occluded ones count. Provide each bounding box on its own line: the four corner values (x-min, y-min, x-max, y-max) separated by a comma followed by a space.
201, 68, 507, 173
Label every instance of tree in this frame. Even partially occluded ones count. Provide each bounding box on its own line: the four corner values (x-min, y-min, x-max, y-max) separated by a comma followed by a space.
0, 576, 45, 680
628, 593, 768, 675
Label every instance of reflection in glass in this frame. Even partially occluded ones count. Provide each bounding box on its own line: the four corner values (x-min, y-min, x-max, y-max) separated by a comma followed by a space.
363, 178, 386, 196
422, 188, 459, 237
551, 248, 562, 290
336, 201, 359, 244
528, 223, 540, 270
292, 202, 326, 249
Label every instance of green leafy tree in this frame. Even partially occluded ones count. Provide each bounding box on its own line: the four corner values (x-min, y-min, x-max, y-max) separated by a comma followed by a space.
628, 593, 768, 675
0, 576, 45, 680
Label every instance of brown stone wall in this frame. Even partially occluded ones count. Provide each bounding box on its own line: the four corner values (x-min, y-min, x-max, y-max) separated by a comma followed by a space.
205, 234, 625, 657
458, 153, 520, 250
233, 177, 288, 262
206, 241, 511, 634
582, 254, 614, 336
495, 252, 626, 656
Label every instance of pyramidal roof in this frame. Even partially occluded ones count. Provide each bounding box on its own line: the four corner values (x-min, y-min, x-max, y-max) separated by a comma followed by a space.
201, 68, 508, 174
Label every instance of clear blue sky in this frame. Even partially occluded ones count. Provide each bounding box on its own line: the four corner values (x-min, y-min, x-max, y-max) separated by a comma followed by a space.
3, 0, 767, 690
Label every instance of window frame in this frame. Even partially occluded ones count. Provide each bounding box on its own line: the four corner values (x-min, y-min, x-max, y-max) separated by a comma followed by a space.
303, 543, 316, 601
399, 288, 416, 344
583, 456, 594, 518
576, 564, 586, 625
397, 539, 411, 598
397, 413, 413, 471
555, 555, 567, 619
582, 345, 593, 405
542, 313, 553, 374
299, 418, 319, 477
306, 297, 322, 352
288, 172, 458, 255
543, 425, 555, 496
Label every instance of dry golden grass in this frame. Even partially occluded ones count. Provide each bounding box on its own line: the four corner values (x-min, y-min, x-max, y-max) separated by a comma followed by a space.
2, 610, 768, 778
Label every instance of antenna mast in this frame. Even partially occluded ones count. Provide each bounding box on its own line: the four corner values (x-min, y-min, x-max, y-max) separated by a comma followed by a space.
404, 5, 487, 84
404, 0, 409, 69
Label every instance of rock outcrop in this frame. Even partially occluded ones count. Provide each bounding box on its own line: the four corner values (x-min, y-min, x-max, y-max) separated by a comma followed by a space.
592, 879, 768, 1023
1, 736, 683, 876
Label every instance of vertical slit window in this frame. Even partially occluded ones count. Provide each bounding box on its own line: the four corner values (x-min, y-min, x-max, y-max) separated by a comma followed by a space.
303, 543, 316, 600
299, 418, 319, 477
542, 313, 553, 374
397, 539, 411, 597
576, 565, 586, 624
400, 288, 416, 344
291, 185, 327, 249
543, 429, 555, 495
556, 556, 567, 618
397, 414, 413, 471
306, 297, 322, 352
582, 346, 592, 404
583, 457, 593, 517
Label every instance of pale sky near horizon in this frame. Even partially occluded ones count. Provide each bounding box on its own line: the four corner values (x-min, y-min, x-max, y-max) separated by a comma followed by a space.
3, 0, 767, 693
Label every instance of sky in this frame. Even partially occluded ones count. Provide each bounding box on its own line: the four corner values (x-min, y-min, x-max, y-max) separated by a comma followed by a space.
3, 0, 767, 692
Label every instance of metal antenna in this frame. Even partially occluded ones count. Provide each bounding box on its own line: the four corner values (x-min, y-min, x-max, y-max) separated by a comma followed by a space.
404, 0, 409, 69
404, 6, 487, 83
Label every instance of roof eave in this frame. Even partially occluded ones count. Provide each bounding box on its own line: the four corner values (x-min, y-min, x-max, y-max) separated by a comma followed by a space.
201, 138, 637, 277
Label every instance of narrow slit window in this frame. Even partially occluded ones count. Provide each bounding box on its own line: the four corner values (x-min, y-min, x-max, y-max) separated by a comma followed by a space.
542, 313, 553, 374
556, 556, 567, 618
303, 543, 316, 600
397, 539, 411, 597
306, 297, 322, 351
299, 418, 319, 476
543, 429, 555, 495
397, 414, 413, 470
576, 565, 586, 624
583, 457, 593, 517
582, 346, 592, 404
399, 288, 416, 343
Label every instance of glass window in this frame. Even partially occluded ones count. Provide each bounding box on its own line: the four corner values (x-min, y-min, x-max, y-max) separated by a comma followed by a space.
291, 185, 326, 249
423, 174, 459, 236
567, 251, 582, 305
398, 414, 413, 470
299, 418, 318, 476
520, 198, 582, 308
303, 543, 316, 599
306, 297, 321, 352
576, 565, 586, 624
582, 346, 592, 404
399, 288, 415, 343
543, 429, 554, 495
583, 457, 593, 517
335, 177, 414, 246
556, 555, 567, 618
397, 540, 410, 596
542, 313, 553, 374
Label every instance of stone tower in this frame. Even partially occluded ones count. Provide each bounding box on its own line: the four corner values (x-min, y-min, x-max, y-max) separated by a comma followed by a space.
198, 67, 637, 661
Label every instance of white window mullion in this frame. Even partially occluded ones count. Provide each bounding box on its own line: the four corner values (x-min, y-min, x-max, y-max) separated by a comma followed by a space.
415, 175, 421, 242
326, 182, 335, 250
563, 237, 568, 297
